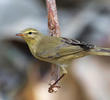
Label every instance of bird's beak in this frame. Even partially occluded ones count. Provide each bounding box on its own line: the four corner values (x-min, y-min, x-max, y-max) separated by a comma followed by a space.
16, 33, 24, 37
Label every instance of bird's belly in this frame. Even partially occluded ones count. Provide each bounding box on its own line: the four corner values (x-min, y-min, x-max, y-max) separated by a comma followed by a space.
54, 52, 88, 65
33, 51, 88, 65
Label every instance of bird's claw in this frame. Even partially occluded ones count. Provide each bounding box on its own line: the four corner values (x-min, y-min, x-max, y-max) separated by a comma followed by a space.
48, 80, 61, 93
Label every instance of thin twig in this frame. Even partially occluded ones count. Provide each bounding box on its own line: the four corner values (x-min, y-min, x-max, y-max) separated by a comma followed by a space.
46, 0, 62, 93
46, 0, 60, 37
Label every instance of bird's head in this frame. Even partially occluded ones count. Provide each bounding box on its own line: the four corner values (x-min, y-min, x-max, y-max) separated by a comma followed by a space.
16, 28, 42, 39
16, 28, 43, 44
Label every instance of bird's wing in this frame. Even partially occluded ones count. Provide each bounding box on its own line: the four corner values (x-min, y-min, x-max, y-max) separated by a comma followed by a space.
36, 36, 94, 59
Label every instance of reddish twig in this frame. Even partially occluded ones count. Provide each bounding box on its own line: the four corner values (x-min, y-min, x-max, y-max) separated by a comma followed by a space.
46, 0, 65, 93
46, 0, 60, 37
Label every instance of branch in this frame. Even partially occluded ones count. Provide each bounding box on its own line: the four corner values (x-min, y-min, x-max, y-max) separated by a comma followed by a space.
46, 0, 61, 93
46, 0, 60, 37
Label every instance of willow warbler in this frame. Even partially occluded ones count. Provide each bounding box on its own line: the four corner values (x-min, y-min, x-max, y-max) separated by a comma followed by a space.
16, 28, 110, 74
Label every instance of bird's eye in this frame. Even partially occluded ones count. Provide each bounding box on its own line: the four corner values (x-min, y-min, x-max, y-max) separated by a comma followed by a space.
28, 32, 32, 35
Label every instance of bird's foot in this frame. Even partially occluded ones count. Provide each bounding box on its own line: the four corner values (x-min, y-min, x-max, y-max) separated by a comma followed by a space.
48, 80, 61, 93
48, 73, 66, 93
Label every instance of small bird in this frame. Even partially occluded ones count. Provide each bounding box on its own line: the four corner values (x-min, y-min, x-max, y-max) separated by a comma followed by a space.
16, 28, 110, 91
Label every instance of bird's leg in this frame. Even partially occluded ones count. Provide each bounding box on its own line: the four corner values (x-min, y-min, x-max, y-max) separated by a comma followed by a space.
48, 65, 67, 93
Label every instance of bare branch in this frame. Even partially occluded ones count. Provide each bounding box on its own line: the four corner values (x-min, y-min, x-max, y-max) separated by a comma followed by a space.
46, 0, 62, 93
46, 0, 60, 37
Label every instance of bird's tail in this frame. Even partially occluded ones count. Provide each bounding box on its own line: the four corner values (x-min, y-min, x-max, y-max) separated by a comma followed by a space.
88, 47, 110, 56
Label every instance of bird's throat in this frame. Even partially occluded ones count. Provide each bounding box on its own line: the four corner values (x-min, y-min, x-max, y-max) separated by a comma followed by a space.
24, 36, 43, 55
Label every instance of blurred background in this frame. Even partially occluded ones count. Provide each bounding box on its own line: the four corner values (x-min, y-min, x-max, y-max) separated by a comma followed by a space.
0, 0, 110, 100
